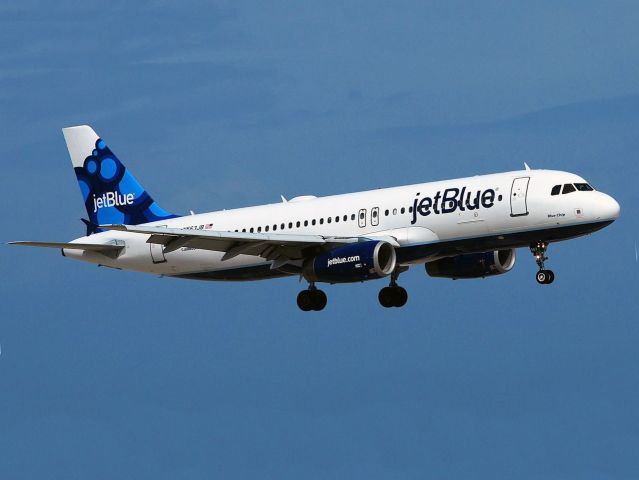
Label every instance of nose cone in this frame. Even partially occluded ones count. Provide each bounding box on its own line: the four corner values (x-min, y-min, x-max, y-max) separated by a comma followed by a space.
597, 193, 620, 221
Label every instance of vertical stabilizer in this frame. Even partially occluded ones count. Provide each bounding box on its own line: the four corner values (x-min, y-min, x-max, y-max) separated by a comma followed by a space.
62, 125, 178, 232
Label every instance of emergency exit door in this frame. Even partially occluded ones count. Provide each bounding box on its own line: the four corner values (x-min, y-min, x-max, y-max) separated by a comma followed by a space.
358, 208, 367, 228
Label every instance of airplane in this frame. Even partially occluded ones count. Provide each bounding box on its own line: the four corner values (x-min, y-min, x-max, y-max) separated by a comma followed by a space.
9, 125, 620, 311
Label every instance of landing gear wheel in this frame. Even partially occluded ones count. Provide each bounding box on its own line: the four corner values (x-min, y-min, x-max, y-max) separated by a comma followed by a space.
378, 286, 408, 308
395, 286, 408, 307
546, 270, 555, 284
312, 289, 327, 311
535, 269, 555, 285
379, 287, 395, 308
297, 288, 327, 311
536, 270, 549, 284
297, 290, 314, 311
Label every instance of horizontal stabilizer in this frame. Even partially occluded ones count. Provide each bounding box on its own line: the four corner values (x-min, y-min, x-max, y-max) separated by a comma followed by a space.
8, 241, 124, 254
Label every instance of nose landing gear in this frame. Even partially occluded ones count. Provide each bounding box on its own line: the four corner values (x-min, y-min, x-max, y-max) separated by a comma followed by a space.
297, 284, 327, 311
530, 241, 555, 284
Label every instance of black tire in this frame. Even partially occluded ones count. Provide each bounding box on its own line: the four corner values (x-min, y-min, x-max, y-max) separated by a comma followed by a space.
313, 290, 327, 311
378, 287, 394, 308
297, 290, 314, 311
394, 287, 408, 307
536, 270, 548, 284
546, 270, 555, 284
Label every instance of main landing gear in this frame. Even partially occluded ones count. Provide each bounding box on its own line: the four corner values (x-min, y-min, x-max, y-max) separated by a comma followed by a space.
530, 241, 555, 285
378, 270, 408, 308
297, 284, 327, 311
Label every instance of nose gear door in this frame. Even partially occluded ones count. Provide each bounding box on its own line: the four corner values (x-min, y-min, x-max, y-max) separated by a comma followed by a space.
510, 177, 530, 217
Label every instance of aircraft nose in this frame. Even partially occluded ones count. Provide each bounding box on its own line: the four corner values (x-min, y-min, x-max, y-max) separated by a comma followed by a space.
597, 193, 620, 221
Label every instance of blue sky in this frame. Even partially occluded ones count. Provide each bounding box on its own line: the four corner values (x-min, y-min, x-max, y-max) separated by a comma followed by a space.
1, 1, 638, 478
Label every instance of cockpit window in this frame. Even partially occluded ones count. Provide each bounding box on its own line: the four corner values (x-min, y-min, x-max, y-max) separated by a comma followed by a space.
551, 185, 561, 196
574, 183, 594, 191
562, 183, 576, 194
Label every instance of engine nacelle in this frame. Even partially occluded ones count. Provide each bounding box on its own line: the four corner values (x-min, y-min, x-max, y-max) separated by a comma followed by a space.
425, 249, 516, 279
303, 240, 397, 283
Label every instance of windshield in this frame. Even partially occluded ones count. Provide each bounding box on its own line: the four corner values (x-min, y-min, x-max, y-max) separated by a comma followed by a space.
574, 183, 594, 191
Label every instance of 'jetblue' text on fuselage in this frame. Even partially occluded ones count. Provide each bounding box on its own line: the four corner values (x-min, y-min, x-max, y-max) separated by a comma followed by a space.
411, 187, 496, 224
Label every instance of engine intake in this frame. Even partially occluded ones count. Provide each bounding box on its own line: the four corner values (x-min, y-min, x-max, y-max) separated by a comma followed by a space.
425, 249, 516, 279
304, 240, 396, 283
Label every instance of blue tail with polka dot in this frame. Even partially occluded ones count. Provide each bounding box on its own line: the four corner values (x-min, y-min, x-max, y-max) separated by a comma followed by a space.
62, 125, 179, 234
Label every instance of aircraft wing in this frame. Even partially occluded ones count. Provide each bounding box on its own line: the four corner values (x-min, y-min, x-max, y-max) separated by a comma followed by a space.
100, 224, 359, 267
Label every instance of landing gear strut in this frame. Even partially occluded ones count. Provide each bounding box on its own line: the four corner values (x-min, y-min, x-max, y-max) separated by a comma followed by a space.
297, 284, 327, 311
378, 269, 408, 308
530, 241, 555, 285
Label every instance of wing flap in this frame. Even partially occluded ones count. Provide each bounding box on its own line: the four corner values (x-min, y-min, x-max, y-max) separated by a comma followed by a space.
102, 224, 328, 246
99, 224, 358, 262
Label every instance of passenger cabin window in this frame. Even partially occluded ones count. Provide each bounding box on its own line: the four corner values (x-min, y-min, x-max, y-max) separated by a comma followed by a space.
574, 183, 594, 191
551, 185, 561, 196
562, 184, 576, 194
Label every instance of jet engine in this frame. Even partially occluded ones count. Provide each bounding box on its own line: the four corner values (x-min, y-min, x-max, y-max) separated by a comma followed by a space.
425, 249, 516, 279
303, 240, 396, 283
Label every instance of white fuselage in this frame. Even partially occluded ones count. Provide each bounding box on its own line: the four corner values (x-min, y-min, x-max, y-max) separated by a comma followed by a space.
63, 169, 620, 281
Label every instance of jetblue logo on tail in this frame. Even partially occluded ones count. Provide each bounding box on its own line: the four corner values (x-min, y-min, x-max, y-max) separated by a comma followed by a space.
92, 192, 135, 213
73, 136, 178, 228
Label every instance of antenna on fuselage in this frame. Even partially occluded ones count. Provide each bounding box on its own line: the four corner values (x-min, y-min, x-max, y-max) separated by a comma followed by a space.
524, 162, 531, 171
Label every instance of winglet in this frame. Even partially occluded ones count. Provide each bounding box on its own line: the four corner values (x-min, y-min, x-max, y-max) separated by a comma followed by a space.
524, 162, 531, 171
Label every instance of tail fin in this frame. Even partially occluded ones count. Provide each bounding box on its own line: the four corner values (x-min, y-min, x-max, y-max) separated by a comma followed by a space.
62, 125, 178, 230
